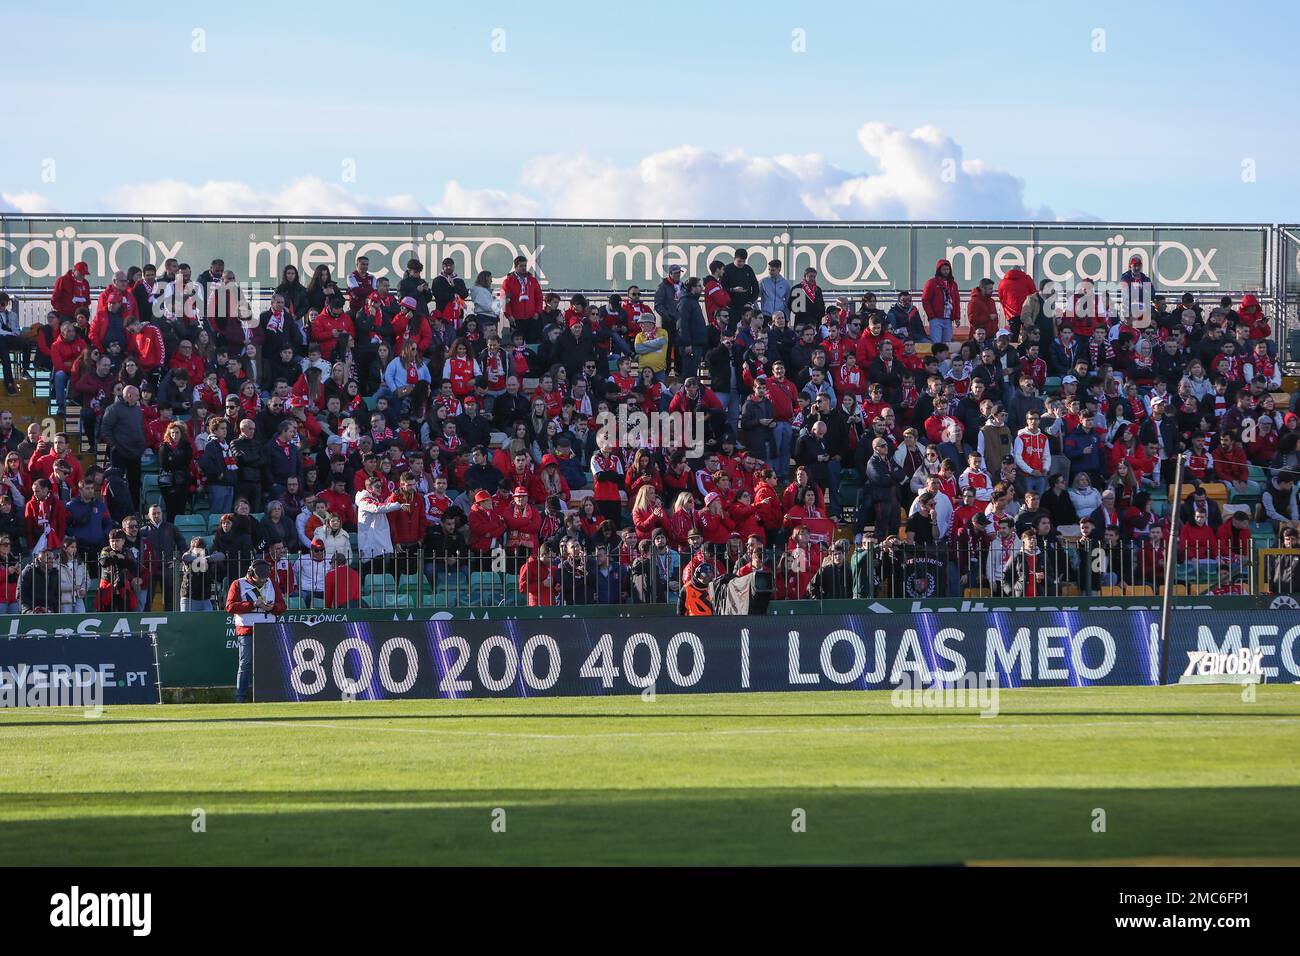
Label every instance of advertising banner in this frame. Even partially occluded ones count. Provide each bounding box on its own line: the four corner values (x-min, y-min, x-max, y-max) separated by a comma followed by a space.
0, 635, 161, 707
249, 611, 1141, 702
254, 610, 1300, 702
0, 218, 1269, 294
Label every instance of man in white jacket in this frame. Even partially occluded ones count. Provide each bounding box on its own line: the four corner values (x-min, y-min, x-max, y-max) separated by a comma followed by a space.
294, 540, 330, 608
356, 474, 404, 593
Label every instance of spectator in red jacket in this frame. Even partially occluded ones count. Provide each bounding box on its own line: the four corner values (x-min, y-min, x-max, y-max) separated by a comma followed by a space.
127, 315, 165, 373
502, 486, 542, 551
25, 478, 68, 551
518, 542, 558, 606
1178, 508, 1219, 566
997, 267, 1037, 331
967, 278, 1000, 339
169, 338, 206, 386
921, 259, 961, 345
467, 489, 505, 552
386, 471, 427, 552
92, 271, 139, 326
311, 295, 355, 360
50, 320, 86, 414
51, 263, 92, 319
27, 433, 83, 489
324, 553, 363, 608
501, 256, 543, 325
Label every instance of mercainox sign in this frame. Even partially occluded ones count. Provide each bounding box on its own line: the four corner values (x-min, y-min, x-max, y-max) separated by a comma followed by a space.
0, 218, 1266, 292
941, 232, 1225, 288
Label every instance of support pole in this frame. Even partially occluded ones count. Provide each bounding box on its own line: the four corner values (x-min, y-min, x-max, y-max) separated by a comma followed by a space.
1158, 450, 1187, 685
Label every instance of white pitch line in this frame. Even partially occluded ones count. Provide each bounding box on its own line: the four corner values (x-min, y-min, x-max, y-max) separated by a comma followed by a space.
19, 714, 1297, 743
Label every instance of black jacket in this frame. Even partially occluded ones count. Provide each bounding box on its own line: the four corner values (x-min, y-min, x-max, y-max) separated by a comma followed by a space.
231, 437, 268, 486
19, 562, 61, 612
431, 274, 469, 313
722, 262, 760, 313
492, 392, 532, 431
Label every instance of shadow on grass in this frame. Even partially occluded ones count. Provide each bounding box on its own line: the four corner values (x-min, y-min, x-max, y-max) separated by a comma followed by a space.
1, 709, 1292, 730
2, 786, 1298, 866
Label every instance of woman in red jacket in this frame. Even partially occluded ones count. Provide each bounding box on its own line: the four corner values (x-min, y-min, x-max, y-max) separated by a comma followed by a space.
442, 338, 481, 400
729, 489, 765, 542
664, 491, 699, 550
576, 497, 603, 540
0, 535, 21, 613
697, 492, 734, 546
631, 485, 666, 541
782, 487, 836, 550
625, 448, 663, 498
781, 466, 827, 513
393, 300, 435, 356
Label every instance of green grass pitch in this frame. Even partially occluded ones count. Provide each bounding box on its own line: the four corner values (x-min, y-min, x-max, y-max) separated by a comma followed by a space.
2, 686, 1298, 866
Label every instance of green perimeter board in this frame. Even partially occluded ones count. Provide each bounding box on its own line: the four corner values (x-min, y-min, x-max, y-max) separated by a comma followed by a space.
1, 596, 1271, 689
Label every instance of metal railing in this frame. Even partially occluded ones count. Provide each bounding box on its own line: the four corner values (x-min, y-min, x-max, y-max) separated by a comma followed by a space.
131, 537, 1267, 612
0, 537, 1280, 617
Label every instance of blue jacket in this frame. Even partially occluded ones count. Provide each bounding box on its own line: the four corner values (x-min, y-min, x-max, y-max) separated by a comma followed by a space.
1062, 426, 1103, 476
263, 439, 303, 486
66, 497, 111, 550
760, 275, 792, 316
554, 452, 587, 490
592, 563, 625, 605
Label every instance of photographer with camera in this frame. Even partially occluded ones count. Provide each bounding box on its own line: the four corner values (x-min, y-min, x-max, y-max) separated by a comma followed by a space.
180, 536, 224, 611
96, 528, 141, 611
225, 559, 285, 704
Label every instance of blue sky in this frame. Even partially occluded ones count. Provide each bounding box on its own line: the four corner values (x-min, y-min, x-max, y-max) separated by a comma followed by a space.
1, 0, 1295, 221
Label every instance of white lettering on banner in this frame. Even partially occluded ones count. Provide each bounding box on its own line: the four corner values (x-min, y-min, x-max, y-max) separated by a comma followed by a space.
248, 231, 546, 286
606, 232, 894, 287
0, 663, 109, 709
0, 223, 1258, 291
1, 614, 168, 638
1181, 648, 1264, 678
945, 234, 1223, 288
1193, 623, 1291, 679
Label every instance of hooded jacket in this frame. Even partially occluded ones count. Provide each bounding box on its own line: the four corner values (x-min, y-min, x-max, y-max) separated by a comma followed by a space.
997, 268, 1037, 320
921, 260, 961, 324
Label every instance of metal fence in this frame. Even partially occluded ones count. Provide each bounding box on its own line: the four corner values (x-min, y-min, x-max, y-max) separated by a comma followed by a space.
126, 537, 1266, 613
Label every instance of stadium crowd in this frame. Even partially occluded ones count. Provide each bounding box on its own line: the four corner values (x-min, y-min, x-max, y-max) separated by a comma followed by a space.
1, 247, 1299, 615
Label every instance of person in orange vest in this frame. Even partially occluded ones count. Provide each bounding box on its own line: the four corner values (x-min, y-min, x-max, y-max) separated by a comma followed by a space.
678, 561, 717, 616
225, 558, 286, 703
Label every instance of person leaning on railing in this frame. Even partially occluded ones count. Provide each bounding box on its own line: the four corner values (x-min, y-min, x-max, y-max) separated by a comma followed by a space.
1270, 527, 1300, 594
18, 546, 62, 613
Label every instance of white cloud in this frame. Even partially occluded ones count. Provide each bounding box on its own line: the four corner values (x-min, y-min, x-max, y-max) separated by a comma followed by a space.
102, 176, 428, 217
8, 122, 1077, 221
429, 181, 543, 218
519, 123, 1062, 221
0, 191, 57, 214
